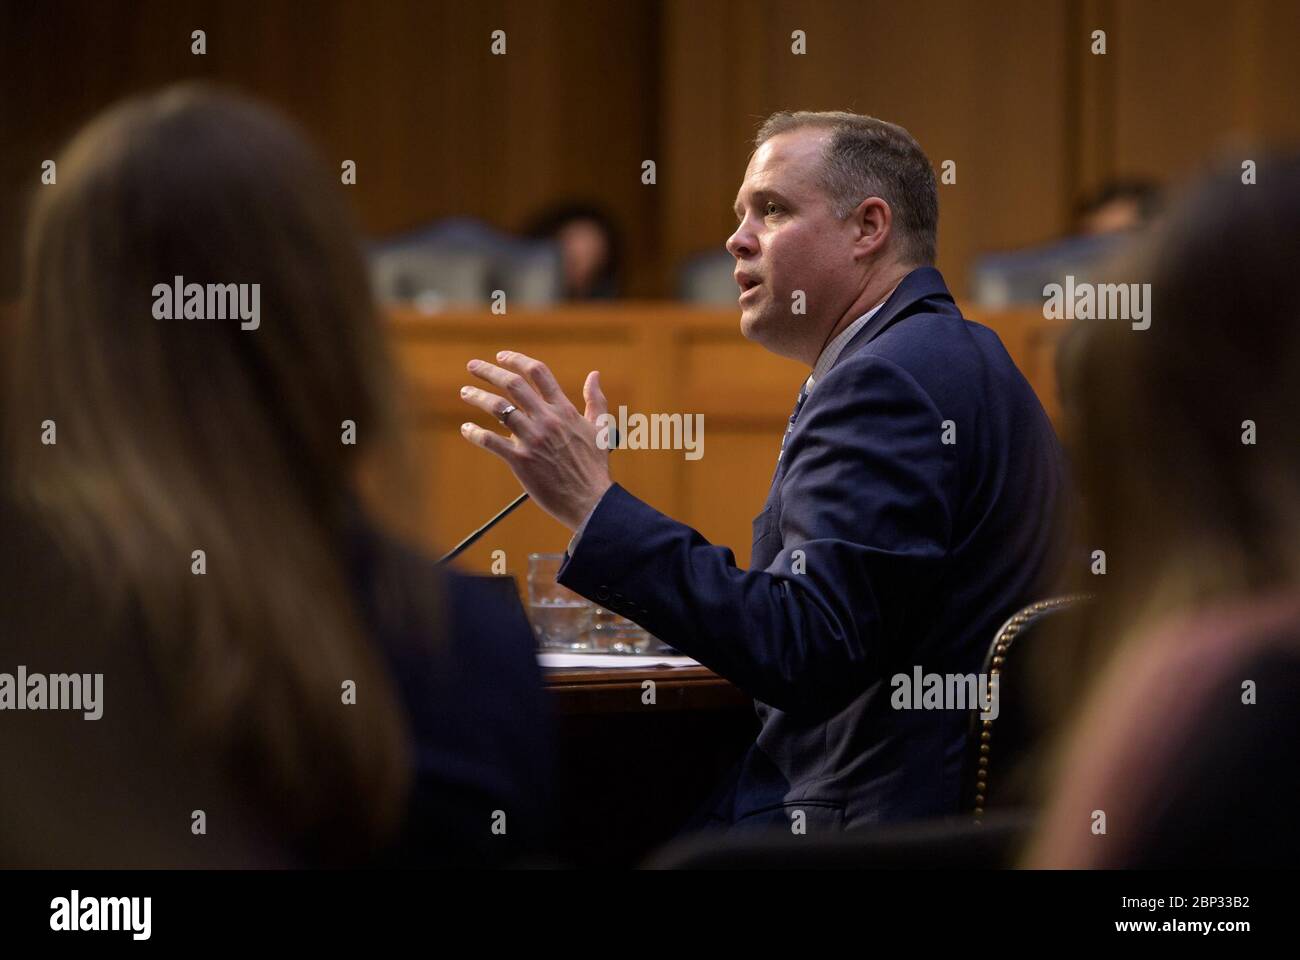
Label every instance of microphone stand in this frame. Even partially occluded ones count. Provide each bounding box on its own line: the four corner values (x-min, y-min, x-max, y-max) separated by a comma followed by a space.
436, 491, 530, 566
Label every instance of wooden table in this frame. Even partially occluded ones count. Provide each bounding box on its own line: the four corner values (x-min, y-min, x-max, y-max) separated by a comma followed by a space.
546, 663, 752, 714
543, 663, 756, 867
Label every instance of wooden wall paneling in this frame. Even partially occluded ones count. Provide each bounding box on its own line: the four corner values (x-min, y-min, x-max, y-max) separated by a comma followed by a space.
1068, 0, 1118, 208
8, 1, 1300, 302
660, 0, 1074, 301
1105, 0, 1300, 185
0, 0, 661, 296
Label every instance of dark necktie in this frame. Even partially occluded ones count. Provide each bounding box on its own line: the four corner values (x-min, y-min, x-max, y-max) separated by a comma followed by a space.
776, 380, 810, 464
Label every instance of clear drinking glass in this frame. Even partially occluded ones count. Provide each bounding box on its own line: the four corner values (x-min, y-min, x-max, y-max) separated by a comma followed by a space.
588, 607, 654, 654
527, 553, 594, 650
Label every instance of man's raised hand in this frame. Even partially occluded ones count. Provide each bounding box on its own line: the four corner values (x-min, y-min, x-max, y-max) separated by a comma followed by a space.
459, 350, 613, 530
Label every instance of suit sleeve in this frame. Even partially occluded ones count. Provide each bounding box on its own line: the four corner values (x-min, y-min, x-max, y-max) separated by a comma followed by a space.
556, 354, 958, 715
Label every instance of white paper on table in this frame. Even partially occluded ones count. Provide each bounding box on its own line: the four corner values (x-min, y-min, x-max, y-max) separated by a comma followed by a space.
538, 652, 700, 669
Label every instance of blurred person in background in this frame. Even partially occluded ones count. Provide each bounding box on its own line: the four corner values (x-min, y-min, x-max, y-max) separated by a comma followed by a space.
525, 202, 622, 300
1026, 156, 1300, 868
0, 84, 552, 867
1073, 178, 1162, 237
969, 178, 1163, 308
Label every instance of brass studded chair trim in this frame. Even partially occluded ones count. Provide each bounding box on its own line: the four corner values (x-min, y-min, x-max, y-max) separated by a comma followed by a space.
971, 594, 1090, 822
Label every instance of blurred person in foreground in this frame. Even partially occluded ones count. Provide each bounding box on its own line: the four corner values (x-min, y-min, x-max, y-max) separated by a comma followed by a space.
1026, 156, 1300, 868
0, 84, 551, 868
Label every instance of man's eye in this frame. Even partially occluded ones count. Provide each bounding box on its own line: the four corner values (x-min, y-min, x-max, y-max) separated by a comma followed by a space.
765, 202, 781, 216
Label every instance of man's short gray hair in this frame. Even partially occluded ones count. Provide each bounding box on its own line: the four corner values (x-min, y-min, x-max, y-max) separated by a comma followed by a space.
756, 110, 938, 265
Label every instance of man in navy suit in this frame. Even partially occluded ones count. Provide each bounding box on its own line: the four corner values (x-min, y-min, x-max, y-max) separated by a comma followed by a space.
459, 111, 1067, 832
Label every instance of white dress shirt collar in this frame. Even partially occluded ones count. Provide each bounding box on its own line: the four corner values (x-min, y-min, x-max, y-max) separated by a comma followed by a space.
804, 282, 901, 393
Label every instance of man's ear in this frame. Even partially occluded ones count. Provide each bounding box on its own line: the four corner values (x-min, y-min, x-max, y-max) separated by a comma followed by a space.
852, 196, 892, 261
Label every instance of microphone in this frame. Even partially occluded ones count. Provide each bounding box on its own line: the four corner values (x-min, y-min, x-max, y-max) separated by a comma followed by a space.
436, 423, 618, 567
436, 491, 530, 565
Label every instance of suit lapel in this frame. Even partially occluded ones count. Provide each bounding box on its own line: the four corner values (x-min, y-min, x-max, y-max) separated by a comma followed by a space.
830, 266, 956, 371
751, 266, 956, 563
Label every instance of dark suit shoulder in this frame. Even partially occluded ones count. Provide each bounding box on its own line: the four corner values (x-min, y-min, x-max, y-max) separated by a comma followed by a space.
863, 307, 1011, 375
346, 526, 555, 865
833, 304, 1039, 424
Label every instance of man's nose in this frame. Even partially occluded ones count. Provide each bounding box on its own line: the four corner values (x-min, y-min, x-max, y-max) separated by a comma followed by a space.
726, 223, 755, 259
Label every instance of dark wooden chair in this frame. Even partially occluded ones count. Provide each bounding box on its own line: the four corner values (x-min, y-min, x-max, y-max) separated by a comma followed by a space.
964, 595, 1091, 821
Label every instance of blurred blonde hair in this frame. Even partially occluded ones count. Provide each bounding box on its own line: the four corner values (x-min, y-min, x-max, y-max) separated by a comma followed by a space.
5, 85, 424, 861
1020, 155, 1300, 841
1056, 155, 1300, 667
